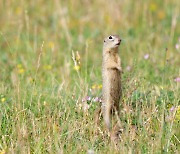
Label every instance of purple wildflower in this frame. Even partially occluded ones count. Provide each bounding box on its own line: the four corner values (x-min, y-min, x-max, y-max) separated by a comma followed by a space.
82, 96, 91, 102
93, 97, 99, 102
175, 44, 179, 50
170, 106, 175, 112
144, 54, 149, 60
98, 98, 102, 103
174, 77, 180, 82
126, 66, 131, 71
86, 96, 91, 101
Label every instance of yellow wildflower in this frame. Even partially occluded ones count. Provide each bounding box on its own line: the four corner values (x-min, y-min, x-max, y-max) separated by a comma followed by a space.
158, 10, 165, 20
17, 64, 22, 69
175, 106, 180, 122
15, 7, 22, 15
98, 84, 102, 89
44, 65, 52, 70
18, 68, 25, 74
72, 50, 81, 71
17, 64, 25, 74
92, 84, 102, 90
74, 65, 80, 71
48, 41, 55, 49
1, 98, 5, 103
0, 149, 6, 154
92, 84, 97, 89
150, 2, 157, 12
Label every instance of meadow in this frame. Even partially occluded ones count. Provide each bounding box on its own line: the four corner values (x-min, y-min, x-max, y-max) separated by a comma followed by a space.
0, 0, 180, 153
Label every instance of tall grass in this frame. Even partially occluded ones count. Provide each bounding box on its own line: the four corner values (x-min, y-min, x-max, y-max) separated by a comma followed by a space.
0, 0, 180, 153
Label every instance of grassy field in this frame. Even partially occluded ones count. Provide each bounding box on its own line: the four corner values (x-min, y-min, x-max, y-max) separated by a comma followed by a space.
0, 0, 180, 153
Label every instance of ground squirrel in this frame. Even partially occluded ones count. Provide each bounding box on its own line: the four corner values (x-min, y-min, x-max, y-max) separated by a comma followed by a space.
102, 35, 122, 131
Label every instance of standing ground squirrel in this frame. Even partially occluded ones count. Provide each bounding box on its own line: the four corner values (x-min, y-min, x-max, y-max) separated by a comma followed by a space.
102, 35, 122, 132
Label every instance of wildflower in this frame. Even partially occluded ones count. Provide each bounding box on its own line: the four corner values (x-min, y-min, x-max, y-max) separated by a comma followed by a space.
18, 68, 25, 74
17, 64, 25, 74
174, 77, 180, 82
170, 106, 175, 112
92, 96, 102, 103
92, 84, 102, 90
92, 84, 97, 89
175, 44, 179, 50
98, 98, 102, 103
82, 96, 91, 102
144, 54, 149, 60
158, 10, 165, 20
43, 65, 52, 70
17, 64, 22, 68
72, 51, 81, 71
74, 65, 80, 71
48, 41, 54, 49
15, 7, 22, 15
98, 84, 102, 89
1, 97, 5, 103
126, 66, 131, 71
93, 97, 99, 102
86, 96, 91, 101
149, 2, 157, 12
175, 106, 180, 122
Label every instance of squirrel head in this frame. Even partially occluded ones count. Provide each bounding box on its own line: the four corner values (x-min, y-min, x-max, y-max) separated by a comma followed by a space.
103, 35, 121, 52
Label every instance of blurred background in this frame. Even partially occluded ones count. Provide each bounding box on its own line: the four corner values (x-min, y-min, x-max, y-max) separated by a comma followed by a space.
0, 0, 179, 84
0, 0, 179, 153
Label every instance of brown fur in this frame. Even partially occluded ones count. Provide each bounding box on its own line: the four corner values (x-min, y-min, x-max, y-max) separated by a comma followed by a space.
94, 35, 122, 142
102, 35, 122, 131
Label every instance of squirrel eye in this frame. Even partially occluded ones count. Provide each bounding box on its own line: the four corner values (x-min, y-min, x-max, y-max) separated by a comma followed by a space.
109, 36, 113, 39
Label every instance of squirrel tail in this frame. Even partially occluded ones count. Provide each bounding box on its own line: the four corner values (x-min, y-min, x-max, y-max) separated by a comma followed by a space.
104, 102, 111, 131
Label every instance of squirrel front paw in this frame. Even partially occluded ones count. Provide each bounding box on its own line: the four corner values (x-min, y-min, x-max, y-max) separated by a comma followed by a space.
117, 66, 123, 72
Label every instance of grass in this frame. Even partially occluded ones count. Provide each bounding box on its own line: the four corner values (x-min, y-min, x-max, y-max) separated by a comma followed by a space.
0, 0, 180, 153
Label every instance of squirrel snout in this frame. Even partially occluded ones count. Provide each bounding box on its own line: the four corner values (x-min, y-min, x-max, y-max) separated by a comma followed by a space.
116, 39, 121, 45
